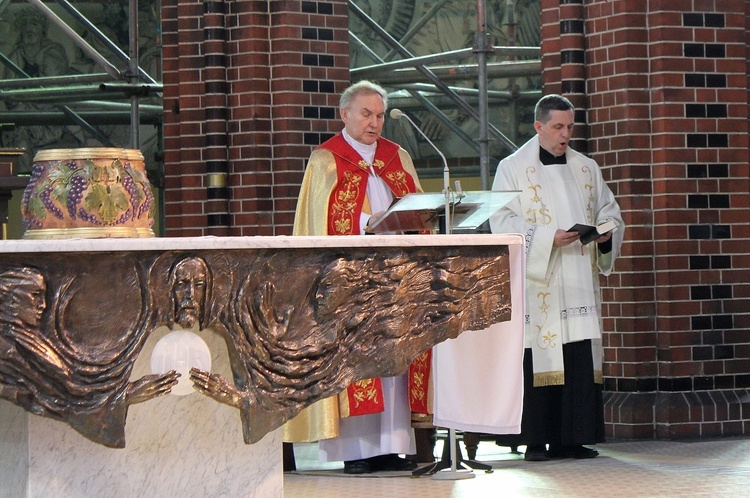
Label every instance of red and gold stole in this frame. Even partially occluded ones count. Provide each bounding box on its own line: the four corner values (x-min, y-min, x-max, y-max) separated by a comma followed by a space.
319, 133, 431, 417
321, 134, 417, 237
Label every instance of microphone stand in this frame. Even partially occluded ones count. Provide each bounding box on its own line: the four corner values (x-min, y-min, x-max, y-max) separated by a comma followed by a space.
392, 109, 484, 480
390, 109, 452, 234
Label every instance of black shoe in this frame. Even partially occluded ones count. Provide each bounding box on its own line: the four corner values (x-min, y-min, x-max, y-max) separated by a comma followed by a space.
571, 445, 599, 459
547, 445, 566, 459
524, 445, 550, 461
343, 459, 372, 474
370, 454, 418, 471
548, 445, 599, 459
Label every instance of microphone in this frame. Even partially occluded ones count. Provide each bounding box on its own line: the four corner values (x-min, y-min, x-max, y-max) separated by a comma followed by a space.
389, 108, 452, 234
454, 180, 465, 200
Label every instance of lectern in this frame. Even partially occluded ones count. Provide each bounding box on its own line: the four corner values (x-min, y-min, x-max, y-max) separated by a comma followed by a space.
368, 190, 525, 480
366, 190, 521, 234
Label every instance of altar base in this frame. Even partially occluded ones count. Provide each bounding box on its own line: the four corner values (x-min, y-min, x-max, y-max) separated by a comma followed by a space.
0, 395, 282, 498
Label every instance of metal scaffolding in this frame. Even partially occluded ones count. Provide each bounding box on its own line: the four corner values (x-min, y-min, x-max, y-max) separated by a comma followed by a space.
0, 0, 159, 151
0, 0, 540, 187
348, 0, 541, 186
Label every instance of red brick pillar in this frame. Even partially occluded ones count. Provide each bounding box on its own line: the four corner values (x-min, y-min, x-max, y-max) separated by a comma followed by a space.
261, 0, 350, 234
549, 0, 750, 439
161, 0, 350, 236
582, 0, 658, 439
162, 0, 207, 235
558, 0, 588, 152
540, 0, 562, 94
203, 0, 231, 235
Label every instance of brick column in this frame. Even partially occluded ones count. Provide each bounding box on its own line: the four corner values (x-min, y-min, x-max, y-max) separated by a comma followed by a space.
203, 0, 231, 235
540, 0, 562, 94
580, 0, 750, 439
263, 0, 350, 234
583, 0, 658, 439
162, 0, 350, 236
162, 0, 207, 235
559, 0, 588, 152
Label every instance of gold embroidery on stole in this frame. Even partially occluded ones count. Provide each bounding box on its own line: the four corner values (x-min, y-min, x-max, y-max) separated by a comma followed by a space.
330, 171, 364, 235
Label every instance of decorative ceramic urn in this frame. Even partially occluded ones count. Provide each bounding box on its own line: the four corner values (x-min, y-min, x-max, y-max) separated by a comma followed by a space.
21, 148, 155, 239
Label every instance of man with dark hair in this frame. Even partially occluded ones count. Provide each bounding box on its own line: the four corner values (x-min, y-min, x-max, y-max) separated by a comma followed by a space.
286, 80, 423, 474
491, 94, 625, 461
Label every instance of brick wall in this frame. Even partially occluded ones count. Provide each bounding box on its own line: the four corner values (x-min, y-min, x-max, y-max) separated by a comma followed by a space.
162, 0, 750, 439
161, 0, 350, 236
542, 0, 750, 439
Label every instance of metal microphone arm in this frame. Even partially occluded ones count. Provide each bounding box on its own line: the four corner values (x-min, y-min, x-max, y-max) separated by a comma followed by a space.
390, 108, 452, 234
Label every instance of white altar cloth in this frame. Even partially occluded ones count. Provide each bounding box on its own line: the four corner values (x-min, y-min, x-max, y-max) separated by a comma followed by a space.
432, 234, 525, 434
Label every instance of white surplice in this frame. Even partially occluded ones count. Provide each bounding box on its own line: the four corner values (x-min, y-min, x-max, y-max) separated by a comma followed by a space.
489, 136, 624, 386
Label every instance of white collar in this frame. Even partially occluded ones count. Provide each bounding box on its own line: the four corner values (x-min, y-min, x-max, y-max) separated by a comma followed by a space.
342, 128, 377, 163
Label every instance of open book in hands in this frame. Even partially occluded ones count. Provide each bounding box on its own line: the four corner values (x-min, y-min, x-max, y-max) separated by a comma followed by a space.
567, 219, 619, 245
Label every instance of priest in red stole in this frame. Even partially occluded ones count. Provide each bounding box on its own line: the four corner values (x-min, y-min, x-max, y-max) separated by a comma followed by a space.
284, 80, 428, 474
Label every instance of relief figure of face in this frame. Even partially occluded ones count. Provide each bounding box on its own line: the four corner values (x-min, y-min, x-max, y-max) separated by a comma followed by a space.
171, 258, 209, 329
15, 273, 47, 328
0, 268, 47, 329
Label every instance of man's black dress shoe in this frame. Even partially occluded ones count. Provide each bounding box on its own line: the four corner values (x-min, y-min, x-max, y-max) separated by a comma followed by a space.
547, 445, 566, 459
524, 444, 550, 461
373, 454, 418, 471
571, 445, 599, 459
548, 445, 599, 459
343, 459, 372, 474
343, 454, 417, 474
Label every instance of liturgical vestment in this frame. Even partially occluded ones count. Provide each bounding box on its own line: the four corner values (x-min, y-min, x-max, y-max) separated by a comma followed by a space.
284, 131, 427, 461
490, 135, 624, 386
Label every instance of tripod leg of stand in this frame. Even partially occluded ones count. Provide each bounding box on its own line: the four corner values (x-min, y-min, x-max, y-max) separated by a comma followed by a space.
411, 459, 451, 477
449, 430, 493, 472
458, 433, 493, 473
413, 428, 493, 477
463, 459, 493, 473
431, 428, 475, 480
412, 428, 457, 476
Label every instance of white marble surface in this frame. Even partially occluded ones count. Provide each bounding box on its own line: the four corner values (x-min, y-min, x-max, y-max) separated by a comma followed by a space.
9, 326, 283, 498
0, 233, 520, 253
25, 405, 281, 498
0, 400, 28, 498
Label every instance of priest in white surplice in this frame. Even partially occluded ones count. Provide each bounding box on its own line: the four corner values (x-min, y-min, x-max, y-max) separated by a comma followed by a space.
490, 94, 624, 462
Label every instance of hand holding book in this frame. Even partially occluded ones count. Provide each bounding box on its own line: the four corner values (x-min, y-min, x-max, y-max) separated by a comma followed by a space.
567, 218, 618, 245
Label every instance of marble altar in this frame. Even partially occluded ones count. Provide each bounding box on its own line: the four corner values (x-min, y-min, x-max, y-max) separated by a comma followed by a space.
0, 234, 517, 497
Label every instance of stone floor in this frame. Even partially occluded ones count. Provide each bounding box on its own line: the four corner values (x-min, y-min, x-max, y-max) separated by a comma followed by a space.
285, 434, 750, 497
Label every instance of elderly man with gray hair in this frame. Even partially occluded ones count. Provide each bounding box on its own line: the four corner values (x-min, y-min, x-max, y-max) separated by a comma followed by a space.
286, 80, 425, 474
